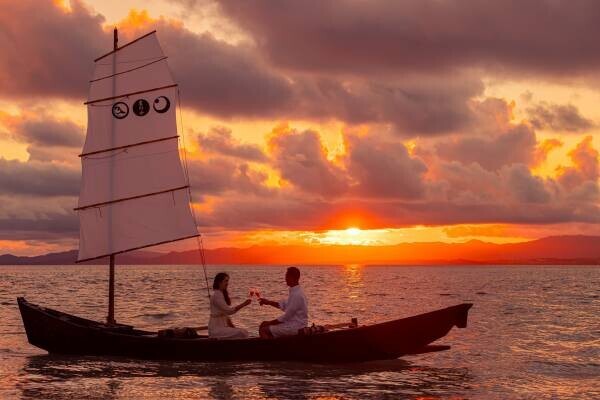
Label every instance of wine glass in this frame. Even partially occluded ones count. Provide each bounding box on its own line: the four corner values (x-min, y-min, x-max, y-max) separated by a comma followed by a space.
248, 287, 261, 301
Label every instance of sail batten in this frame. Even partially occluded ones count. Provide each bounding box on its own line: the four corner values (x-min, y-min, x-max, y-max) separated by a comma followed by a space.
77, 233, 200, 263
88, 60, 174, 102
84, 83, 178, 105
79, 135, 179, 157
94, 30, 157, 62
90, 56, 168, 83
77, 31, 198, 262
75, 185, 190, 211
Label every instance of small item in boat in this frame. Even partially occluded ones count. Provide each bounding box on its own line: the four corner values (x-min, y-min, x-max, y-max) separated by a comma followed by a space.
157, 327, 199, 338
299, 323, 327, 336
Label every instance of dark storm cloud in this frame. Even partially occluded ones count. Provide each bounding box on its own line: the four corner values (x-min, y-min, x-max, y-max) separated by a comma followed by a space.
0, 158, 79, 197
435, 125, 537, 171
0, 1, 482, 135
195, 195, 330, 229
0, 0, 108, 99
502, 164, 551, 204
526, 103, 595, 132
16, 118, 84, 148
152, 20, 484, 134
291, 76, 483, 135
220, 0, 600, 77
0, 195, 78, 239
4, 117, 84, 149
0, 214, 78, 239
0, 111, 84, 161
198, 126, 267, 161
0, 0, 292, 114
268, 128, 348, 197
186, 156, 272, 197
159, 29, 294, 117
147, 21, 484, 133
195, 190, 600, 231
344, 134, 427, 199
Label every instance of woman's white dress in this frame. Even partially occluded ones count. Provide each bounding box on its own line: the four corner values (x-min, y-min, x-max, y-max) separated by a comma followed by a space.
208, 290, 249, 339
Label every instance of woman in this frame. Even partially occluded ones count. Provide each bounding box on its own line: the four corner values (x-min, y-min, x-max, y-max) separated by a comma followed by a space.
208, 272, 251, 339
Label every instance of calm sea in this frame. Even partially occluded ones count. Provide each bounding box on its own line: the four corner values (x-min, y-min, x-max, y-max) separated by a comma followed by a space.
0, 265, 598, 399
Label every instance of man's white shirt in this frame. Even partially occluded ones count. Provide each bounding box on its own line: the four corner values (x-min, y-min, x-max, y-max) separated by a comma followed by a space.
277, 285, 308, 328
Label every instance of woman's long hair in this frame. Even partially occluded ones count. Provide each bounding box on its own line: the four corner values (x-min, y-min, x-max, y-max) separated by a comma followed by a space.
212, 272, 231, 305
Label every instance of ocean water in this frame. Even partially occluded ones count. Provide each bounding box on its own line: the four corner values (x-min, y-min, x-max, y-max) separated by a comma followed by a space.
0, 265, 598, 399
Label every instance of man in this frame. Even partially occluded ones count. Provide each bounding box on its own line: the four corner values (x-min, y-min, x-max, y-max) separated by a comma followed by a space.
258, 267, 308, 338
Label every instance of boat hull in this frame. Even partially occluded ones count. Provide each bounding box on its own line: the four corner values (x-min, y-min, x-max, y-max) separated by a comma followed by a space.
18, 297, 472, 363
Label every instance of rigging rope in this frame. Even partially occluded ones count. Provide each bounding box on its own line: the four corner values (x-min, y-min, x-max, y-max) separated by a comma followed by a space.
176, 88, 211, 300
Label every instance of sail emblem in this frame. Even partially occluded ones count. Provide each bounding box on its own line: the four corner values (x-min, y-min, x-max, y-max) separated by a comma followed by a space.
112, 102, 129, 119
133, 99, 150, 116
153, 96, 171, 113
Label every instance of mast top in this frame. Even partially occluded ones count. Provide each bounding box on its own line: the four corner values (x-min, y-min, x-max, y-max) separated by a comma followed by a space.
113, 28, 118, 51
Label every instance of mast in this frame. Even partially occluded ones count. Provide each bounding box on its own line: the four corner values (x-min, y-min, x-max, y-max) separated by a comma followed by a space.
107, 28, 118, 325
76, 29, 200, 323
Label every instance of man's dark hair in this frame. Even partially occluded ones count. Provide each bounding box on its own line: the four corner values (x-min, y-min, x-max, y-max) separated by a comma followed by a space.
287, 267, 300, 281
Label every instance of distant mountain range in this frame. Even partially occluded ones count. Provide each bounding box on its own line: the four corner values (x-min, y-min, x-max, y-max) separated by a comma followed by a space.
1, 235, 599, 265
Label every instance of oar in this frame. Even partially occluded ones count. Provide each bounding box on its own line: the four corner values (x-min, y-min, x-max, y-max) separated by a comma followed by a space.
323, 318, 358, 330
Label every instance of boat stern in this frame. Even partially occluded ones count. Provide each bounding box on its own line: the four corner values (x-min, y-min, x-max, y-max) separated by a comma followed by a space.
17, 297, 39, 348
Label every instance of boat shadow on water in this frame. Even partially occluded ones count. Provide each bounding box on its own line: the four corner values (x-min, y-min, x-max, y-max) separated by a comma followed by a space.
18, 354, 473, 399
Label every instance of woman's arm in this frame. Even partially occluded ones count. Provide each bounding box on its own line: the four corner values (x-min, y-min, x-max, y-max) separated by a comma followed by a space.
234, 299, 251, 312
213, 292, 250, 315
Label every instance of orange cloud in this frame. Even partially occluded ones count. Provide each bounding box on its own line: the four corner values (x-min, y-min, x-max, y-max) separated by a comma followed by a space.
114, 9, 183, 38
556, 136, 599, 188
444, 224, 510, 238
532, 138, 563, 168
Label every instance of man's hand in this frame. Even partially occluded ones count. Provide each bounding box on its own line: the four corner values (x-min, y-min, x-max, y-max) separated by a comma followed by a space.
258, 298, 279, 308
259, 319, 281, 338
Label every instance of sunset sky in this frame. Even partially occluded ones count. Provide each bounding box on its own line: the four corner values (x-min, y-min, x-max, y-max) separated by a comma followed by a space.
1, 0, 599, 256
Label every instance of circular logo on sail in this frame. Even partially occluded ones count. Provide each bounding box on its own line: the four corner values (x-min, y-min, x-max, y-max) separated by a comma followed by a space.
153, 96, 171, 113
112, 102, 129, 119
132, 99, 150, 116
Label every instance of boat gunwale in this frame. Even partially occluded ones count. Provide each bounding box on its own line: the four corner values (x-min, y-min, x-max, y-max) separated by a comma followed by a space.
17, 297, 472, 343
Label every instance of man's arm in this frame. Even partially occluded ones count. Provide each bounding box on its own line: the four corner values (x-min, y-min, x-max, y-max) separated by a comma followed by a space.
276, 294, 300, 323
258, 298, 280, 308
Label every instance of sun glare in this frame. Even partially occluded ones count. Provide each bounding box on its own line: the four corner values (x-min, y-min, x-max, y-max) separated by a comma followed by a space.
346, 227, 361, 236
318, 227, 380, 245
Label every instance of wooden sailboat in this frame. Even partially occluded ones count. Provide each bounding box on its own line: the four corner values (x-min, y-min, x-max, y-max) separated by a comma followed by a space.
18, 30, 473, 363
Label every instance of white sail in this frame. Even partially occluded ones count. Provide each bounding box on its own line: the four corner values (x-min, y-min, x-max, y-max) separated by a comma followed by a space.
78, 139, 188, 208
78, 190, 198, 261
77, 31, 198, 262
84, 86, 177, 155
